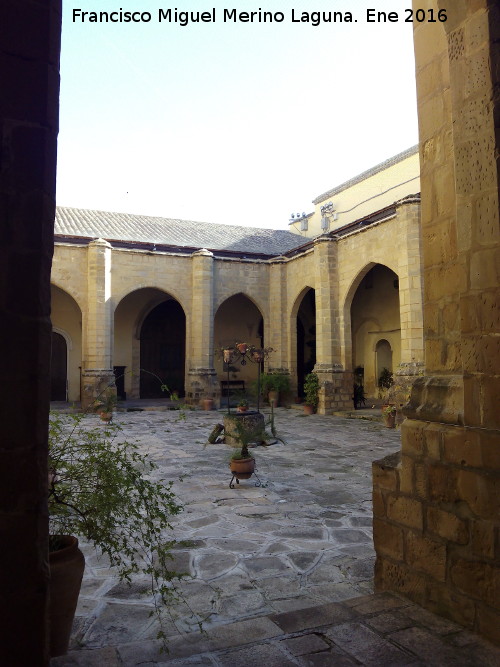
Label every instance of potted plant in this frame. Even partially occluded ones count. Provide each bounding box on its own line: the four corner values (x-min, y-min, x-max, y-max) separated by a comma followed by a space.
303, 372, 320, 414
260, 372, 290, 407
201, 397, 215, 410
382, 404, 397, 428
48, 412, 184, 656
237, 397, 249, 413
93, 391, 117, 421
228, 423, 256, 480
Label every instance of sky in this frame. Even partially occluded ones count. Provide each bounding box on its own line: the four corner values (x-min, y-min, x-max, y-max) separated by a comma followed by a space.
57, 1, 419, 230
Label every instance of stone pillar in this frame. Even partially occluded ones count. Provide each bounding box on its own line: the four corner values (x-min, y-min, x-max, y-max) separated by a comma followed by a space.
394, 196, 425, 401
313, 236, 352, 413
373, 1, 500, 645
81, 239, 115, 410
267, 258, 291, 378
186, 249, 218, 405
0, 1, 62, 663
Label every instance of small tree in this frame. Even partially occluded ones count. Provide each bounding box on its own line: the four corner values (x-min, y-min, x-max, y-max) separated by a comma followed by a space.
48, 413, 188, 646
303, 372, 320, 411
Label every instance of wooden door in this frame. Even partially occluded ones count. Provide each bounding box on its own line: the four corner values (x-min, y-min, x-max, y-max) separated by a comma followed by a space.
140, 300, 186, 398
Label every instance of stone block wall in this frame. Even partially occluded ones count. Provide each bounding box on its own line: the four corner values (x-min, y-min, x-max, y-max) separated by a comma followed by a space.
373, 420, 500, 643
374, 0, 500, 646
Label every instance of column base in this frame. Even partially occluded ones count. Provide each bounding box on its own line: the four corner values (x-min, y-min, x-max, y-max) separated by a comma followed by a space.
314, 364, 353, 414
186, 368, 219, 407
386, 362, 425, 409
81, 369, 116, 411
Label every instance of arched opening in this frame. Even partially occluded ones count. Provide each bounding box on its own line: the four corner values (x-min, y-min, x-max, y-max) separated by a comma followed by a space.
114, 288, 187, 399
350, 264, 400, 397
214, 293, 264, 394
296, 288, 316, 398
50, 331, 67, 401
51, 285, 82, 402
139, 299, 186, 398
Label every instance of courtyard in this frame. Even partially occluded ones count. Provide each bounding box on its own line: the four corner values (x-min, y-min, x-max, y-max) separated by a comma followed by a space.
51, 407, 499, 666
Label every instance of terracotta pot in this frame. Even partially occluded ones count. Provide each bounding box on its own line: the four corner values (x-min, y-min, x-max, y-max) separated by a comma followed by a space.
99, 411, 112, 422
237, 406, 248, 413
252, 350, 264, 363
49, 536, 85, 657
229, 457, 255, 479
383, 413, 396, 428
303, 404, 314, 415
268, 390, 279, 407
202, 398, 214, 411
223, 349, 234, 363
236, 343, 248, 354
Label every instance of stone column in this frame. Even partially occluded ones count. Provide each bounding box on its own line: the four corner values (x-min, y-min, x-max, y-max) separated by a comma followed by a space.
186, 249, 218, 405
267, 258, 291, 378
0, 1, 62, 663
313, 236, 353, 413
81, 239, 115, 410
394, 196, 425, 400
373, 1, 500, 645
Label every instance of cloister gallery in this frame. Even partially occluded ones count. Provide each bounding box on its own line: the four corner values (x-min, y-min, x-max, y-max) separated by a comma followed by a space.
51, 146, 423, 411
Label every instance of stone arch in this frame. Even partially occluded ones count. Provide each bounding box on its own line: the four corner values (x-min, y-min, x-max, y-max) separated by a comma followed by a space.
214, 293, 264, 394
114, 283, 187, 313
346, 263, 401, 397
50, 284, 82, 402
113, 287, 187, 399
50, 278, 84, 314
214, 290, 265, 316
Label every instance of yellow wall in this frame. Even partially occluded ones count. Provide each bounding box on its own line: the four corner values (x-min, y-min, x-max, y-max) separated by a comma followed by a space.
50, 284, 82, 402
289, 149, 420, 238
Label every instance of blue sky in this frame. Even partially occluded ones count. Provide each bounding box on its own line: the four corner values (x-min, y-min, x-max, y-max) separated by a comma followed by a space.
57, 1, 419, 229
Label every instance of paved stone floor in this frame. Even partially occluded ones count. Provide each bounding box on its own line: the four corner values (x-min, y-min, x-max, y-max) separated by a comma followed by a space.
51, 406, 500, 666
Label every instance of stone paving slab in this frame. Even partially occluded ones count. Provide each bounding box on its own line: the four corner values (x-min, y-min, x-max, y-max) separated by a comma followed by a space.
52, 592, 500, 666
49, 407, 500, 665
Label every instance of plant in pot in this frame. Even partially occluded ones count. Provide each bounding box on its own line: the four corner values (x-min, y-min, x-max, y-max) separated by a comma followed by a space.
228, 420, 256, 481
93, 391, 117, 422
260, 372, 290, 407
382, 404, 397, 428
236, 397, 249, 413
48, 412, 184, 656
303, 372, 320, 414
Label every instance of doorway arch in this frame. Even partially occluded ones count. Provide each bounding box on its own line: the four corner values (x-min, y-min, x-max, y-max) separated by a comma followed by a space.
140, 299, 186, 398
214, 293, 264, 390
349, 264, 400, 397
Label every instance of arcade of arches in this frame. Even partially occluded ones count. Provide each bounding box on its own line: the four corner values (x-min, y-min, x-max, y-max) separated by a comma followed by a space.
2, 1, 500, 663
50, 197, 423, 412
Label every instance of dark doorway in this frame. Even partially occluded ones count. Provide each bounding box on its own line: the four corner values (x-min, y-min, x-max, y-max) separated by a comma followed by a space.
50, 331, 67, 400
140, 299, 186, 398
296, 288, 316, 397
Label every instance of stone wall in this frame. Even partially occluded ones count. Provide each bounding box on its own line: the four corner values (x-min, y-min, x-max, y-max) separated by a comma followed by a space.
0, 1, 62, 663
373, 0, 500, 645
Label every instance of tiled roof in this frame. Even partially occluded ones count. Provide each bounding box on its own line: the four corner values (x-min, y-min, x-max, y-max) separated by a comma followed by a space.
55, 207, 306, 257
